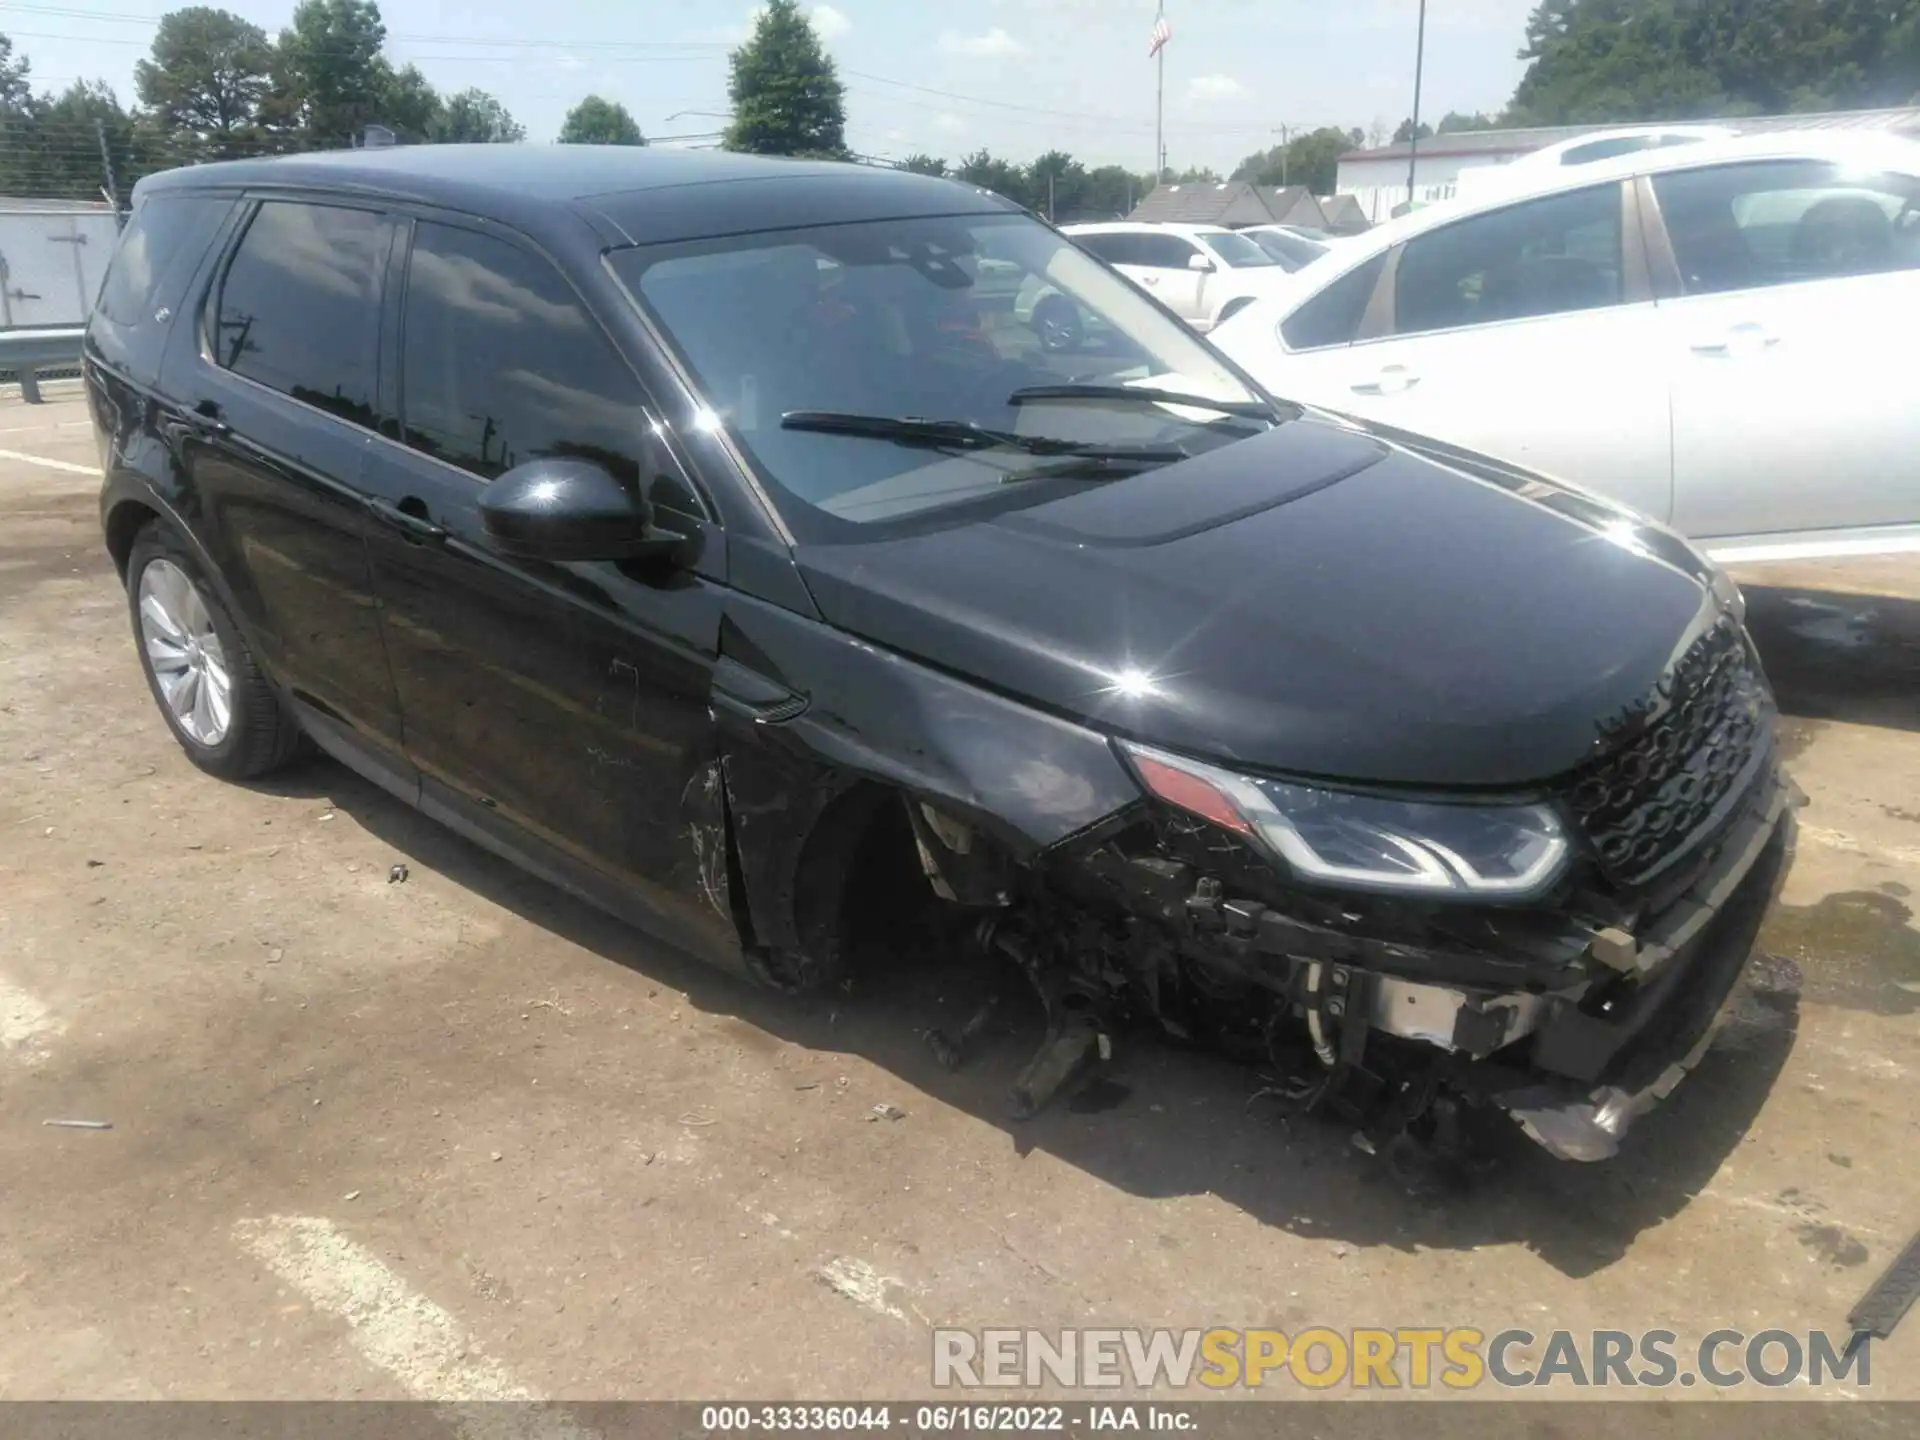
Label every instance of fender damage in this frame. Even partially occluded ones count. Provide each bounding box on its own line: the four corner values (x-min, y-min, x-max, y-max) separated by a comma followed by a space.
710, 592, 1798, 1163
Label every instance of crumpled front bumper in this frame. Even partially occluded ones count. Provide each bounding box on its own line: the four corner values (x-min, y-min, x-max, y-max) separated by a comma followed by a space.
1473, 762, 1798, 1160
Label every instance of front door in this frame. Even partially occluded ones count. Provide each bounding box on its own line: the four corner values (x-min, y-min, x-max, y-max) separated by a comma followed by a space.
1302, 180, 1673, 522
167, 197, 408, 768
1650, 158, 1920, 543
360, 214, 738, 957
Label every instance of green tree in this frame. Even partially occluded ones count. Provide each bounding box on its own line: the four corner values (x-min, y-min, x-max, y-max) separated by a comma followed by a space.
17, 80, 154, 201
724, 0, 847, 157
134, 8, 273, 159
897, 152, 947, 176
0, 34, 34, 192
431, 87, 524, 143
1079, 163, 1144, 218
273, 0, 388, 147
955, 149, 1030, 207
1392, 117, 1433, 144
559, 95, 644, 145
377, 61, 440, 142
1437, 110, 1503, 134
1027, 149, 1087, 218
1230, 126, 1354, 193
1507, 0, 1920, 125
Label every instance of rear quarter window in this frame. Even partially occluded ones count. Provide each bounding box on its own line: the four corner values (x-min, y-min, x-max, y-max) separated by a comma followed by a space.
1280, 252, 1386, 351
96, 194, 231, 327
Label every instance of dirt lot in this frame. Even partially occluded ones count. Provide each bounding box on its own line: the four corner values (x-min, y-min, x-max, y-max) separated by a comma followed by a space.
2, 388, 1917, 1407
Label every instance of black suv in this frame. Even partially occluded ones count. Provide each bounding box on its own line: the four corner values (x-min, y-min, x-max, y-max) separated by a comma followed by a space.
86, 146, 1794, 1162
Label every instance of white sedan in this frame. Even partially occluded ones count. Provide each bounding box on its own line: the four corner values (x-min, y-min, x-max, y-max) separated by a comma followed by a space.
1210, 131, 1920, 561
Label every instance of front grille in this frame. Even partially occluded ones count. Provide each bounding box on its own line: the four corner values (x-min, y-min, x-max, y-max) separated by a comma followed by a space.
1566, 617, 1768, 886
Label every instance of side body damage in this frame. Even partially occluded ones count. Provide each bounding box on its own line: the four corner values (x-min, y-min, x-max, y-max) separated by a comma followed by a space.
712, 593, 1798, 1163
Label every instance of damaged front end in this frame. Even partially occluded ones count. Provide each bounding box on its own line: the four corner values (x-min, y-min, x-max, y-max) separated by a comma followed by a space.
908, 615, 1798, 1162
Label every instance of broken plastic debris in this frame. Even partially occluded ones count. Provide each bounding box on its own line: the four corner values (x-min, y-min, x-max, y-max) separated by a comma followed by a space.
388, 863, 409, 883
869, 1102, 907, 1122
42, 1119, 111, 1130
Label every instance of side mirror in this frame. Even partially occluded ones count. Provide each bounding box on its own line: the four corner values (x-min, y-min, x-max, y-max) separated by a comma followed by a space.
1188, 253, 1215, 272
479, 459, 683, 564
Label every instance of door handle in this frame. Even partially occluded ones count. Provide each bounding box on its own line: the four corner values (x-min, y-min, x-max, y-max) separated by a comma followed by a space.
190, 399, 231, 438
1691, 322, 1778, 357
369, 497, 447, 545
1351, 365, 1420, 396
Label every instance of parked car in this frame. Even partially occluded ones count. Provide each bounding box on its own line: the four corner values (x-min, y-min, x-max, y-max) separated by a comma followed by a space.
1452, 125, 1737, 204
1236, 224, 1333, 271
1061, 221, 1302, 332
1211, 131, 1920, 561
87, 146, 1792, 1163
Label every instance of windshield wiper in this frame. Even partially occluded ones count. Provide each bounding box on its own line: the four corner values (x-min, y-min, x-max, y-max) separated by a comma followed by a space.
1006, 384, 1282, 422
780, 410, 1186, 462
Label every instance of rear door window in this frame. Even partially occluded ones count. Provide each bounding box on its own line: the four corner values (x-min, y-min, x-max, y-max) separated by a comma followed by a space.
1392, 183, 1624, 336
1651, 160, 1920, 294
399, 221, 652, 486
212, 201, 390, 426
1134, 233, 1205, 269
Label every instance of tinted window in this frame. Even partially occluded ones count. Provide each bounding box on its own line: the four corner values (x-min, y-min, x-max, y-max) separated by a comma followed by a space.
1201, 231, 1277, 267
1074, 232, 1138, 265
1652, 160, 1920, 294
1280, 252, 1385, 351
1134, 233, 1204, 269
1249, 229, 1329, 270
1561, 136, 1658, 166
214, 202, 388, 425
400, 222, 648, 485
1393, 183, 1622, 335
96, 193, 229, 327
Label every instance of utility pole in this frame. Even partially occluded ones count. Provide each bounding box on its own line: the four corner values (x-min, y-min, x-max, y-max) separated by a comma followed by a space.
1153, 0, 1168, 184
1270, 123, 1293, 186
1406, 0, 1428, 200
95, 116, 120, 225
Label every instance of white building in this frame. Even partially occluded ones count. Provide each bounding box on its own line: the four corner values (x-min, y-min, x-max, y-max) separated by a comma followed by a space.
1334, 105, 1920, 224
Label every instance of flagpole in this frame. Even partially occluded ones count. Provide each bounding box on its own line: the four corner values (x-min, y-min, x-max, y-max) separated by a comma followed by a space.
1154, 0, 1165, 184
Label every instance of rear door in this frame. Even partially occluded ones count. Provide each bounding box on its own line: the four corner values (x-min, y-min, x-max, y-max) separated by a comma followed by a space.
358, 213, 739, 959
166, 195, 408, 774
1079, 232, 1206, 322
1648, 158, 1920, 542
1279, 181, 1673, 522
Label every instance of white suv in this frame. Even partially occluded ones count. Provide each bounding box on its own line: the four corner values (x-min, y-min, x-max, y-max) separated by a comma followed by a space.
1063, 222, 1301, 333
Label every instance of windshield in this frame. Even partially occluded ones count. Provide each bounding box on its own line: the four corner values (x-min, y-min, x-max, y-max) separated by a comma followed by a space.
1199, 230, 1279, 268
609, 212, 1269, 536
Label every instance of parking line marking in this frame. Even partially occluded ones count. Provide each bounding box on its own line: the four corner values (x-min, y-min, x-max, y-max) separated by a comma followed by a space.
0, 446, 99, 476
235, 1215, 599, 1438
0, 976, 60, 1062
0, 420, 91, 435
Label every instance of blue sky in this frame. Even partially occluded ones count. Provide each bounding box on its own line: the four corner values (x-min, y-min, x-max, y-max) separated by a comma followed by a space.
3, 0, 1541, 169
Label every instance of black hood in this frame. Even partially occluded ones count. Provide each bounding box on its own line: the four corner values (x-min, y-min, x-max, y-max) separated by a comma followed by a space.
795, 417, 1719, 790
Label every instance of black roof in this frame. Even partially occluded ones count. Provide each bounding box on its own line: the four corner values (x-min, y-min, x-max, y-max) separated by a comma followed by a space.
136, 144, 1018, 247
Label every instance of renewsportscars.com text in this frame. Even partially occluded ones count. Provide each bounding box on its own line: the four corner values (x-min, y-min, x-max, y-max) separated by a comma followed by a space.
932, 1327, 1874, 1391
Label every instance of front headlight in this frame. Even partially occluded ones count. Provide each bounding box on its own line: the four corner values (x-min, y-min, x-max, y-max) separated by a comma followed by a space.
1120, 741, 1570, 900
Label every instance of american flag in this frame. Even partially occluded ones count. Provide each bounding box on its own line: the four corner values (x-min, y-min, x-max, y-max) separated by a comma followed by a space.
1148, 12, 1172, 57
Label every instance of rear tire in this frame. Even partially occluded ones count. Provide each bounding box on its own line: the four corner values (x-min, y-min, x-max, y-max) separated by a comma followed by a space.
126, 521, 302, 781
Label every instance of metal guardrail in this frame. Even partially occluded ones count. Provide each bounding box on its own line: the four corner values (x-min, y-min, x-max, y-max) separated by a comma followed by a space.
0, 327, 85, 403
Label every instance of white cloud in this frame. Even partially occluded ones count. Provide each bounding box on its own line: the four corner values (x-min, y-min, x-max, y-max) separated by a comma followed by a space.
810, 4, 851, 39
934, 112, 968, 136
553, 53, 586, 71
1187, 74, 1249, 103
939, 27, 1028, 59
